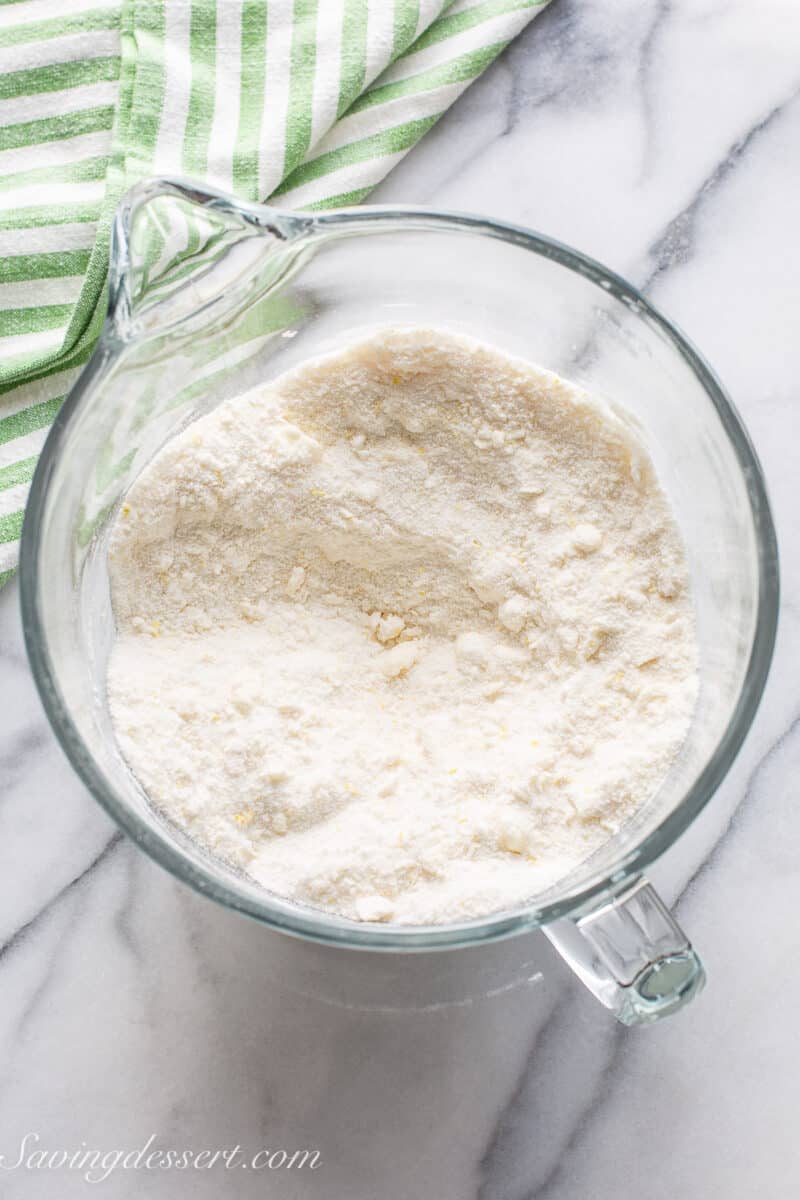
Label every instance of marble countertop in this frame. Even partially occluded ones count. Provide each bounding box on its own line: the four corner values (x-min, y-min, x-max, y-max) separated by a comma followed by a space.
2, 1, 799, 1196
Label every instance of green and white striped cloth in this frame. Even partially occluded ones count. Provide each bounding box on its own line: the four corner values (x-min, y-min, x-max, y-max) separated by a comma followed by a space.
0, 0, 550, 586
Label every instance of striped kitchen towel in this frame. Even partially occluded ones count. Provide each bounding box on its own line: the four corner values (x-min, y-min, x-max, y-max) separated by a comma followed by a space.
0, 0, 550, 586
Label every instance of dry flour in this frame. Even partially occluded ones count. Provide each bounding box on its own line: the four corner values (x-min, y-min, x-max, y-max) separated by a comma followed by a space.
108, 327, 697, 924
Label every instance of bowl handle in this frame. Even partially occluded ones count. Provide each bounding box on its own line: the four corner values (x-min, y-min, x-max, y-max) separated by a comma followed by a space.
542, 876, 705, 1025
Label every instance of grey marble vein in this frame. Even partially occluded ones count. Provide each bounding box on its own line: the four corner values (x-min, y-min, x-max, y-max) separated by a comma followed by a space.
644, 84, 800, 288
0, 834, 122, 965
478, 988, 624, 1200
636, 0, 672, 181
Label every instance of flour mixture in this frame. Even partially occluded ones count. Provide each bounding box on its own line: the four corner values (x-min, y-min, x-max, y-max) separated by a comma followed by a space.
107, 327, 697, 924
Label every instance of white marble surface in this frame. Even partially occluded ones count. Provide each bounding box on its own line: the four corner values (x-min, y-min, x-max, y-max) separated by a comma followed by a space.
2, 1, 799, 1195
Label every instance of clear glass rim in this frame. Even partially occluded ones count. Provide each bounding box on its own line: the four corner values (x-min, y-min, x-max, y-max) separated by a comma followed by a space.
19, 180, 780, 950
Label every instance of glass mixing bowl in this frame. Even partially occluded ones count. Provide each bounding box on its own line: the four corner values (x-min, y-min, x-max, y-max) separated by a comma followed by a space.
19, 178, 779, 1025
